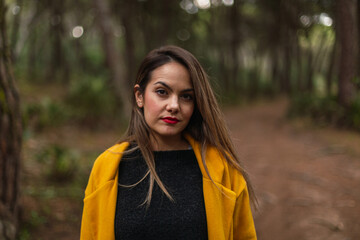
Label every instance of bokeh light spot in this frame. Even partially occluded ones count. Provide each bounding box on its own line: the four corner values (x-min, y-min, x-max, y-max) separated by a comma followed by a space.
176, 29, 191, 41
194, 0, 211, 9
72, 26, 84, 38
180, 0, 198, 14
319, 13, 333, 27
12, 5, 20, 15
222, 0, 234, 6
300, 15, 311, 27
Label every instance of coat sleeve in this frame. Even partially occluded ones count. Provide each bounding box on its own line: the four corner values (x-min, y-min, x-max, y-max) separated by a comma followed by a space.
233, 182, 257, 240
80, 206, 93, 240
80, 172, 95, 240
79, 143, 128, 240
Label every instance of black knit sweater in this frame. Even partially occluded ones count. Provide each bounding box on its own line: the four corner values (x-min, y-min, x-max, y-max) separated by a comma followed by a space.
114, 147, 208, 240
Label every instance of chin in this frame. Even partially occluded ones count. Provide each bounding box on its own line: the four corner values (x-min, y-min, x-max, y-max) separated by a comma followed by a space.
156, 129, 183, 138
159, 132, 181, 137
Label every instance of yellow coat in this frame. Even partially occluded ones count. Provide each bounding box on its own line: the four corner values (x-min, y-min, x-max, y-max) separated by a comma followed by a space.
80, 136, 257, 240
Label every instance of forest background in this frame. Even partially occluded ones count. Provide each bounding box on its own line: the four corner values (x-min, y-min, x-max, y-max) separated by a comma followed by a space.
0, 0, 359, 239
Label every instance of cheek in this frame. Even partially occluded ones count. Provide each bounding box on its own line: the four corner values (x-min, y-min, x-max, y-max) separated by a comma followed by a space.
184, 104, 195, 120
144, 94, 162, 116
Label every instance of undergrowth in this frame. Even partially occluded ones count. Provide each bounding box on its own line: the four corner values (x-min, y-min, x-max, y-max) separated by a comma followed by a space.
288, 93, 360, 131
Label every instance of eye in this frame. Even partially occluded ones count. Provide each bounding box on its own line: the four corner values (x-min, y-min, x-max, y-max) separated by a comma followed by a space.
181, 93, 194, 101
155, 89, 167, 96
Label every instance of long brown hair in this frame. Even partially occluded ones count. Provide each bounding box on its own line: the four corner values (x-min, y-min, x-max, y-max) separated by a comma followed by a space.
121, 45, 256, 207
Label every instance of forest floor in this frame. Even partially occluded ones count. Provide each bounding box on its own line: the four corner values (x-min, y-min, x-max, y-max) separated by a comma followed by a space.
225, 98, 360, 240
21, 98, 360, 239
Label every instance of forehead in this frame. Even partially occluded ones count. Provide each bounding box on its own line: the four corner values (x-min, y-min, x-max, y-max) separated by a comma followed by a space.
148, 62, 192, 88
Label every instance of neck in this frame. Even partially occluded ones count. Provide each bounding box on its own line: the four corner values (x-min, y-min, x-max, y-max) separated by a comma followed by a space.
150, 134, 189, 151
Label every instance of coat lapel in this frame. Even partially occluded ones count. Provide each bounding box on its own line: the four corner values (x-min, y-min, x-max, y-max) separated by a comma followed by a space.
186, 135, 237, 240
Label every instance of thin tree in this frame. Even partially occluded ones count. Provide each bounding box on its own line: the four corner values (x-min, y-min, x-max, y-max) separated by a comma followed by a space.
358, 0, 360, 79
228, 1, 242, 94
0, 0, 22, 239
335, 0, 358, 107
93, 0, 131, 116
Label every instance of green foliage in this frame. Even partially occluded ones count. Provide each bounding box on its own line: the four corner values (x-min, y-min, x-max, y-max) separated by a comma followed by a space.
18, 229, 31, 240
22, 97, 69, 130
242, 2, 259, 17
28, 211, 47, 227
243, 67, 277, 99
66, 75, 118, 123
288, 93, 344, 124
25, 185, 56, 199
288, 93, 360, 130
19, 210, 47, 240
259, 80, 277, 98
352, 76, 360, 87
36, 144, 80, 182
192, 18, 208, 41
298, 24, 335, 50
21, 74, 122, 130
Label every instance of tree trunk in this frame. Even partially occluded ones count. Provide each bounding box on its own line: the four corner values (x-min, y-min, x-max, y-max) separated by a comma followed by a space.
0, 1, 22, 239
229, 1, 242, 93
10, 0, 22, 63
120, 2, 136, 88
306, 47, 314, 92
93, 0, 131, 117
159, 0, 171, 45
248, 56, 259, 99
336, 0, 358, 107
326, 37, 338, 96
358, 0, 360, 79
295, 36, 303, 92
303, 29, 314, 93
282, 30, 292, 94
219, 49, 230, 92
48, 0, 69, 82
271, 48, 280, 92
27, 27, 38, 81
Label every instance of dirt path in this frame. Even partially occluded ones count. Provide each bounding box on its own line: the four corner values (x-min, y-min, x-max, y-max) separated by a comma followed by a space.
224, 99, 360, 240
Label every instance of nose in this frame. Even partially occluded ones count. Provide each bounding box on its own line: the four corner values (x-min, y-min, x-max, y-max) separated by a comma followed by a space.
166, 95, 179, 113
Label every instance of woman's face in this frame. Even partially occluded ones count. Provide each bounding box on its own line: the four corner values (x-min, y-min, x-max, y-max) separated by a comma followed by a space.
135, 61, 194, 144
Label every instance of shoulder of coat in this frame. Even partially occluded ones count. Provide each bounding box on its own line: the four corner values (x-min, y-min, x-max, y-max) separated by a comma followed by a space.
206, 145, 247, 194
91, 142, 130, 179
105, 142, 130, 155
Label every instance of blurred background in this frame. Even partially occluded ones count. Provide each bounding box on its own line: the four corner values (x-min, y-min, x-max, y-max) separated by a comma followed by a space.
1, 0, 360, 239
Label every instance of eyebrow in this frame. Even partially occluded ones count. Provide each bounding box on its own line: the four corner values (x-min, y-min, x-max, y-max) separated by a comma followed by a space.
154, 81, 194, 92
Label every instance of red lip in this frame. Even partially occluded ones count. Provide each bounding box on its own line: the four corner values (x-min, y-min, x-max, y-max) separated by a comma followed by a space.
161, 117, 179, 124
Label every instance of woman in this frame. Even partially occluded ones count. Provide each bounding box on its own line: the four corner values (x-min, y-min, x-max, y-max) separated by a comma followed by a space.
80, 46, 257, 240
